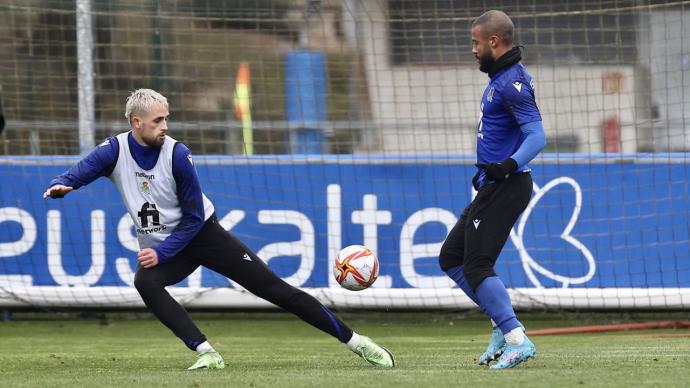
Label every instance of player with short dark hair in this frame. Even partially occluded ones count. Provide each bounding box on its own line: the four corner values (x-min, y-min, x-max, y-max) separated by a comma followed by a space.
43, 88, 394, 370
439, 10, 547, 369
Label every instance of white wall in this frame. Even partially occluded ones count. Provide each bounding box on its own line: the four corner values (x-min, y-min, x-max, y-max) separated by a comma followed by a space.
358, 1, 639, 154
643, 10, 690, 151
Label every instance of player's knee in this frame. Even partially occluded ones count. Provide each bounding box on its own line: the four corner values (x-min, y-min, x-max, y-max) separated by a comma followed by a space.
133, 269, 159, 293
248, 276, 298, 307
438, 247, 450, 268
438, 244, 462, 272
279, 285, 306, 307
271, 283, 307, 308
463, 260, 496, 291
283, 288, 304, 306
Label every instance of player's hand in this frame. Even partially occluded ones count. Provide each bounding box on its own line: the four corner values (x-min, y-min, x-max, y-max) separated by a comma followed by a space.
43, 185, 74, 199
137, 248, 159, 268
476, 158, 518, 182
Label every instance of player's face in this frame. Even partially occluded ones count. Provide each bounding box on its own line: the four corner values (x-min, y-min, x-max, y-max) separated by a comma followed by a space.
471, 25, 496, 73
132, 103, 169, 147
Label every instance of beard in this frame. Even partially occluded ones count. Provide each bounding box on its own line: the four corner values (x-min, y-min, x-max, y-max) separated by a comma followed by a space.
143, 133, 165, 148
478, 52, 495, 74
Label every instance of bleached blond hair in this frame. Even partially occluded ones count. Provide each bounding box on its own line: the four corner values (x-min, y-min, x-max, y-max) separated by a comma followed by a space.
124, 89, 169, 125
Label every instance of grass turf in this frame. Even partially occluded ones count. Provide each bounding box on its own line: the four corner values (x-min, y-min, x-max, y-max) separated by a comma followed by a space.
1, 311, 689, 387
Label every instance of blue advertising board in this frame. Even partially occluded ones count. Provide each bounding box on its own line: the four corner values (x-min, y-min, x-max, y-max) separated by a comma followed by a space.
1, 156, 689, 298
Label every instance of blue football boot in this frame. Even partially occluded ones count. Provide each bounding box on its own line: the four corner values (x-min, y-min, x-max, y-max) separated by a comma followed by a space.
489, 335, 536, 369
478, 326, 505, 365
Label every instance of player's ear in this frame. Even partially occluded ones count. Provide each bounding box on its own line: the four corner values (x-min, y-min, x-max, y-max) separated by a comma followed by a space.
489, 35, 499, 48
131, 116, 140, 129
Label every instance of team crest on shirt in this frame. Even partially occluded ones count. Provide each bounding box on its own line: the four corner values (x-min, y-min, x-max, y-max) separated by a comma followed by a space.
487, 87, 494, 102
140, 181, 151, 195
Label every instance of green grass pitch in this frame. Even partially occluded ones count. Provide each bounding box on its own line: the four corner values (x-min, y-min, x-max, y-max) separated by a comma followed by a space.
1, 311, 689, 387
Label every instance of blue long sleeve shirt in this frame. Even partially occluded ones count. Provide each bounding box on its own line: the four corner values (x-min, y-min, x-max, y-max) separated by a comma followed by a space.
50, 133, 206, 263
476, 62, 547, 187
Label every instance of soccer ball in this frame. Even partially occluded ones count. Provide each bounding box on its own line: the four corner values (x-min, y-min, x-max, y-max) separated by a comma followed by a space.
333, 245, 379, 291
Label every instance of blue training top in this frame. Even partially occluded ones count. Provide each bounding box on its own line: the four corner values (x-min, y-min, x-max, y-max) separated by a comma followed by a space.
476, 61, 546, 188
50, 133, 206, 263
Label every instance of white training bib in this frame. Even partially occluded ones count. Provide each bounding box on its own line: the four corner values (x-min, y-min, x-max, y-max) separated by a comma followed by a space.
109, 132, 214, 250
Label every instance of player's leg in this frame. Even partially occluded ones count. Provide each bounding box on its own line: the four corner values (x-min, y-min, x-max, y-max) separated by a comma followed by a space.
440, 200, 505, 365
194, 215, 394, 367
133, 255, 224, 370
463, 173, 535, 368
440, 202, 482, 306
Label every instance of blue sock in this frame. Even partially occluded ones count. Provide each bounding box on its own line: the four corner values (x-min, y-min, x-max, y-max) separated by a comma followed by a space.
474, 276, 521, 335
445, 266, 481, 306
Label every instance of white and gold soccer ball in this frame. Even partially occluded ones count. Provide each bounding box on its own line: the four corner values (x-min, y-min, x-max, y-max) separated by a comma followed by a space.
333, 245, 379, 291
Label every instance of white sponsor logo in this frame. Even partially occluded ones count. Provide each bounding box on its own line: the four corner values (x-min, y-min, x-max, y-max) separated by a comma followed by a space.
473, 219, 481, 229
512, 81, 522, 92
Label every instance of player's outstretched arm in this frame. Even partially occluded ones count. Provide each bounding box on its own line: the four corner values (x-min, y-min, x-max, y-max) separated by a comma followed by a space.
43, 185, 74, 199
44, 137, 120, 199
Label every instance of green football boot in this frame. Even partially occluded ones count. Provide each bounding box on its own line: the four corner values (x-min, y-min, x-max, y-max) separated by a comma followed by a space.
187, 350, 225, 370
354, 336, 395, 368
